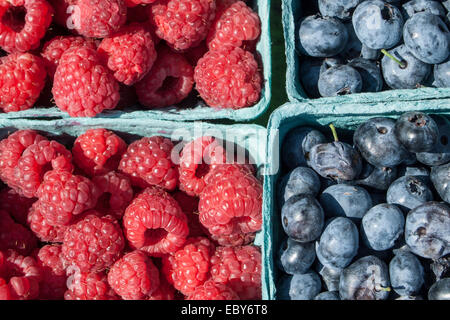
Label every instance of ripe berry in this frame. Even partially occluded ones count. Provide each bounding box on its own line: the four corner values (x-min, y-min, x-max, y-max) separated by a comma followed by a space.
35, 244, 67, 300
187, 280, 239, 300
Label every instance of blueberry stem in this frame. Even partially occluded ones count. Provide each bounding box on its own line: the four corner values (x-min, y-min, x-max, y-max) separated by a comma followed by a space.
329, 124, 339, 142
381, 49, 406, 68
376, 285, 392, 292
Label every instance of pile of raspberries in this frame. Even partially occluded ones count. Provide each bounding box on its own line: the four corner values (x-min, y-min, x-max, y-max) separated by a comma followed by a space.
0, 129, 263, 300
0, 0, 263, 117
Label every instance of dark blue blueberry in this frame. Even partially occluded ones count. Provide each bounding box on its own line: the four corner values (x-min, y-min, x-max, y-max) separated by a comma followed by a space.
318, 0, 362, 20
314, 291, 340, 300
281, 195, 325, 243
316, 262, 343, 291
433, 58, 450, 88
316, 217, 359, 269
318, 64, 362, 96
402, 0, 446, 20
298, 15, 349, 58
431, 163, 450, 203
361, 44, 381, 60
339, 255, 391, 300
277, 238, 316, 275
430, 256, 450, 280
398, 165, 430, 180
394, 112, 439, 153
277, 167, 321, 208
352, 0, 404, 50
320, 184, 373, 220
428, 278, 450, 300
416, 115, 450, 166
405, 201, 450, 259
386, 176, 433, 212
389, 250, 424, 296
361, 203, 405, 251
282, 127, 327, 170
299, 57, 322, 98
341, 22, 362, 60
354, 117, 411, 167
404, 12, 449, 64
348, 58, 383, 92
277, 271, 322, 300
319, 57, 344, 75
356, 163, 397, 191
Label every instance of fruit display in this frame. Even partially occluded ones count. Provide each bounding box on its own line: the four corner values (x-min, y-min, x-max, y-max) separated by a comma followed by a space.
276, 111, 450, 300
0, 128, 263, 300
293, 0, 450, 98
0, 0, 265, 117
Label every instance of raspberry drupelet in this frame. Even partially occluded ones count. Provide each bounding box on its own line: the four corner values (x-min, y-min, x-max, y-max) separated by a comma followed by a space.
187, 280, 239, 300
65, 269, 119, 300
27, 201, 69, 243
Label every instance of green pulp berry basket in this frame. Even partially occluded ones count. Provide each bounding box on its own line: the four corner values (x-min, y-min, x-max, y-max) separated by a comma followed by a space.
262, 98, 450, 300
0, 0, 271, 123
282, 0, 450, 104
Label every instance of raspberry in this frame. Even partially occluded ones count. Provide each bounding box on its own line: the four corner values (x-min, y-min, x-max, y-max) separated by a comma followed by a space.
92, 171, 134, 219
27, 201, 68, 243
52, 46, 120, 117
198, 164, 262, 236
35, 245, 67, 300
187, 280, 239, 300
172, 191, 206, 237
194, 47, 262, 109
0, 210, 37, 256
147, 273, 175, 300
124, 0, 156, 7
0, 0, 53, 53
210, 232, 256, 247
0, 249, 41, 300
0, 188, 36, 226
207, 1, 260, 51
107, 250, 160, 300
151, 0, 216, 51
65, 270, 119, 300
37, 170, 101, 226
162, 237, 214, 295
48, 0, 74, 27
0, 53, 47, 113
72, 0, 127, 38
135, 46, 194, 108
41, 36, 97, 78
62, 214, 125, 273
123, 187, 188, 256
98, 24, 157, 86
72, 128, 127, 177
178, 136, 226, 196
118, 136, 178, 190
210, 245, 261, 300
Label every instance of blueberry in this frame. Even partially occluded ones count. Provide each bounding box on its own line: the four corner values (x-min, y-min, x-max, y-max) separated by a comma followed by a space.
277, 238, 316, 275
320, 184, 373, 220
430, 256, 450, 280
352, 0, 404, 50
314, 291, 341, 300
348, 58, 383, 92
428, 278, 450, 300
298, 15, 349, 58
319, 57, 344, 75
361, 44, 381, 60
389, 250, 424, 296
299, 57, 323, 98
386, 176, 433, 212
341, 22, 362, 60
361, 204, 405, 251
354, 117, 411, 168
398, 165, 430, 184
356, 163, 398, 191
318, 0, 362, 20
433, 58, 450, 88
394, 112, 439, 153
404, 12, 450, 64
281, 195, 325, 243
431, 163, 450, 203
316, 262, 343, 291
405, 201, 450, 259
381, 44, 432, 89
339, 255, 391, 300
416, 115, 450, 166
277, 271, 322, 300
282, 127, 327, 170
316, 217, 359, 269
402, 0, 446, 20
396, 295, 423, 300
277, 167, 321, 208
318, 64, 363, 96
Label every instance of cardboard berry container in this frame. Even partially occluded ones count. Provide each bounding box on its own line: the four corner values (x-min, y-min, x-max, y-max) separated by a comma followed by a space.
261, 99, 450, 300
282, 0, 450, 104
0, 1, 271, 123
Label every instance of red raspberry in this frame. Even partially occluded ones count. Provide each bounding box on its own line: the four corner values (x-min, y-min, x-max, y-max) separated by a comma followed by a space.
0, 52, 47, 113
48, 0, 74, 28
210, 232, 256, 247
172, 191, 205, 237
187, 280, 239, 300
207, 1, 260, 51
147, 273, 175, 300
98, 24, 157, 86
27, 201, 68, 243
118, 136, 178, 191
123, 187, 188, 256
62, 214, 125, 273
0, 188, 36, 226
0, 0, 53, 53
107, 250, 160, 300
178, 136, 226, 197
135, 46, 194, 108
35, 244, 67, 300
41, 36, 97, 78
92, 171, 134, 219
36, 170, 101, 226
72, 128, 127, 177
0, 210, 37, 256
124, 0, 156, 7
210, 245, 261, 300
0, 249, 41, 300
52, 46, 120, 117
151, 0, 216, 51
194, 47, 262, 109
198, 164, 262, 236
162, 237, 214, 295
65, 269, 119, 300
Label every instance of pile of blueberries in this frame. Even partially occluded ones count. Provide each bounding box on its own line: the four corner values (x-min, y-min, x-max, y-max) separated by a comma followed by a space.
277, 111, 450, 300
297, 0, 450, 98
